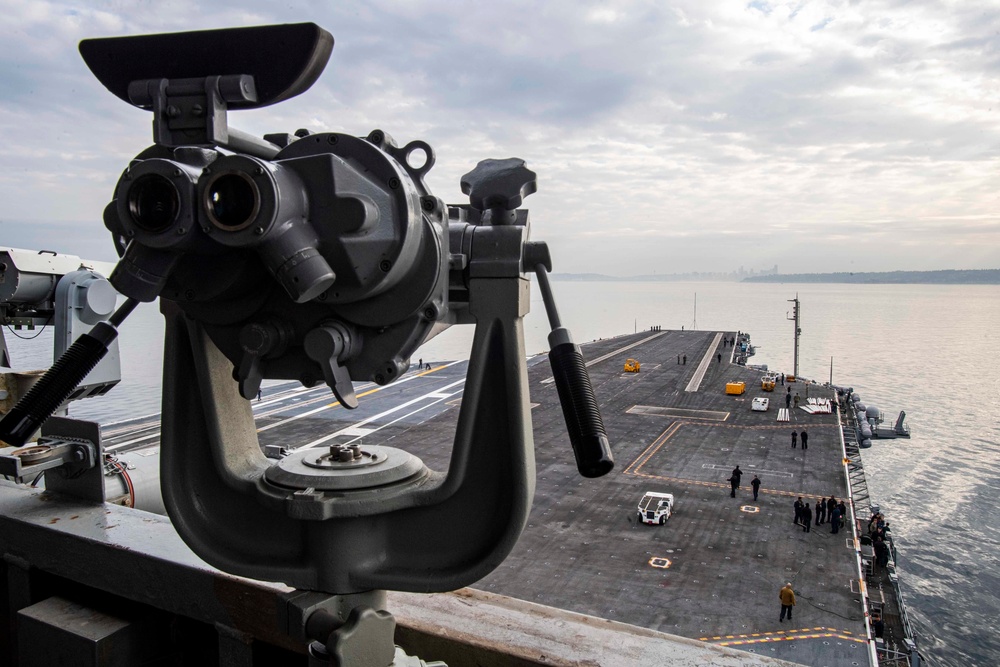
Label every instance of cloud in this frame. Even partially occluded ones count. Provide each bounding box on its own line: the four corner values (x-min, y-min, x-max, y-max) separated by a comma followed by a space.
0, 0, 997, 275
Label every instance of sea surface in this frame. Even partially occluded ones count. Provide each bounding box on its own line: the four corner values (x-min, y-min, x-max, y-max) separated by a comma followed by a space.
6, 280, 998, 667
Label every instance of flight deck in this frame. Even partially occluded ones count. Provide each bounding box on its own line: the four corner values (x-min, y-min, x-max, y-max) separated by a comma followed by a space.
102, 329, 873, 667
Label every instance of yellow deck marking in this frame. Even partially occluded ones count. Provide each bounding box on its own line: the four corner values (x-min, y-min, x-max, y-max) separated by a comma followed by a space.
624, 422, 682, 475
699, 627, 865, 645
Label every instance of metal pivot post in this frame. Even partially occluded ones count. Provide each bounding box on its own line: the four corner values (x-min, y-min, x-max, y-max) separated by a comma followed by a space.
155, 265, 534, 593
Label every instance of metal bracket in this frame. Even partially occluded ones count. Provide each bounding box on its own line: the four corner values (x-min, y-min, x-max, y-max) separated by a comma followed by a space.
129, 74, 258, 150
0, 417, 104, 503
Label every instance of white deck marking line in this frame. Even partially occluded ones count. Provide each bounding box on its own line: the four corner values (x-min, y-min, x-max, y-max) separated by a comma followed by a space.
258, 360, 465, 433
541, 331, 667, 383
105, 431, 160, 451
684, 332, 723, 393
105, 387, 335, 449
252, 387, 366, 422
103, 384, 326, 441
339, 427, 374, 437
107, 362, 465, 449
103, 422, 159, 439
253, 385, 324, 409
105, 385, 341, 450
101, 412, 160, 436
292, 377, 467, 451
300, 389, 465, 451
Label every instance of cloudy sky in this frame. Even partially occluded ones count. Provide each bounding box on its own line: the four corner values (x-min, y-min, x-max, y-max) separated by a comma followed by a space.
1, 0, 998, 275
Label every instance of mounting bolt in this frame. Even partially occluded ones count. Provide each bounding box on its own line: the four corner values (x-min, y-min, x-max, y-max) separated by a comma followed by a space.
388, 177, 400, 190
379, 260, 392, 273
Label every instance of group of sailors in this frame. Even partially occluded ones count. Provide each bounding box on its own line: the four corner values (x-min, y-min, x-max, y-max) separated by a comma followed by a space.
868, 512, 892, 569
793, 496, 847, 532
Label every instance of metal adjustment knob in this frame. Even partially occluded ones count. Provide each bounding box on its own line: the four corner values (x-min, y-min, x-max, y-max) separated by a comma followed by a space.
460, 158, 537, 224
304, 322, 359, 409
236, 321, 291, 400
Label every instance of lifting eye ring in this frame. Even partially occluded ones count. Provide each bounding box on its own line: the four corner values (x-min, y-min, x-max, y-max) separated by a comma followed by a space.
401, 140, 434, 175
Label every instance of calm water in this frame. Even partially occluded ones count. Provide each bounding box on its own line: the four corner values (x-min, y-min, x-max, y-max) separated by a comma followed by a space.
6, 281, 998, 667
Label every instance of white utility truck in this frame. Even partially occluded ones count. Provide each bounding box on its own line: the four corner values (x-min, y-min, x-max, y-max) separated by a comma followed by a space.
637, 492, 674, 525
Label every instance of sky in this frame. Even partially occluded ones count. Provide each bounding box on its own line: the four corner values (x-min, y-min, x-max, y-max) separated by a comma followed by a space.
1, 0, 998, 276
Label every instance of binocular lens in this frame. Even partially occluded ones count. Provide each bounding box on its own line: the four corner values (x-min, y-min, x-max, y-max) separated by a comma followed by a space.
127, 174, 179, 232
206, 172, 258, 230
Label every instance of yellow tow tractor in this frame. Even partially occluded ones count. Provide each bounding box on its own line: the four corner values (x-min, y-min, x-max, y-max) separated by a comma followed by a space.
761, 373, 777, 392
725, 381, 746, 395
624, 358, 641, 373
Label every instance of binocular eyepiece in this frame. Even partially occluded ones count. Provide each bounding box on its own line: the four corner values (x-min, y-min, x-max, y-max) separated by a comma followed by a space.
119, 155, 281, 236
127, 173, 180, 233
204, 170, 259, 231
111, 150, 337, 304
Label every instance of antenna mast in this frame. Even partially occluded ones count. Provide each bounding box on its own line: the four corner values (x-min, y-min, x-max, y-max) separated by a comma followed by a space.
787, 295, 800, 379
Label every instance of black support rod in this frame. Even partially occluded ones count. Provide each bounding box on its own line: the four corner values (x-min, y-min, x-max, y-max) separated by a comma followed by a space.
0, 298, 139, 448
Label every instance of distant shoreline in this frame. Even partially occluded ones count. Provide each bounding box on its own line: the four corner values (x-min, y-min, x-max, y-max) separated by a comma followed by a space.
551, 269, 1000, 285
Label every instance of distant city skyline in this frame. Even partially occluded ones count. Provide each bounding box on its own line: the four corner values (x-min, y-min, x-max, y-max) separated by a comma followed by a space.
1, 1, 998, 275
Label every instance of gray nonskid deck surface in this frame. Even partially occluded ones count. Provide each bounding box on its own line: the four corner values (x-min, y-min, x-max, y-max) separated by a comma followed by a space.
481, 331, 868, 667
101, 331, 871, 667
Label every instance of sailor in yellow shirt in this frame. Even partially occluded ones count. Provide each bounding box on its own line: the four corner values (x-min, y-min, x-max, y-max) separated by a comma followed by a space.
779, 583, 796, 622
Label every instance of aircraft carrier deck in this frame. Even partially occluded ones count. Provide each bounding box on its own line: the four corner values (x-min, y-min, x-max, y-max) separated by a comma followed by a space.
100, 328, 876, 667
